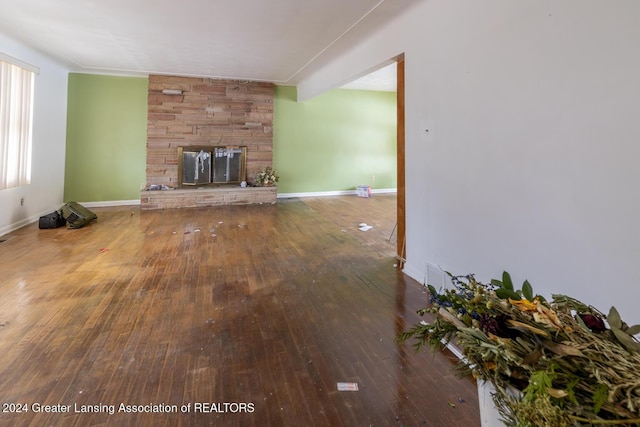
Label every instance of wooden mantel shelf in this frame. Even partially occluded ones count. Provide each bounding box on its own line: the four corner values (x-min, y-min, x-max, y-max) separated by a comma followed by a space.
140, 186, 277, 210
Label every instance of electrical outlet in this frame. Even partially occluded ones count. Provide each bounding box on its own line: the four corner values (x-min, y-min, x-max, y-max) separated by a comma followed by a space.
20, 198, 24, 206
371, 175, 375, 182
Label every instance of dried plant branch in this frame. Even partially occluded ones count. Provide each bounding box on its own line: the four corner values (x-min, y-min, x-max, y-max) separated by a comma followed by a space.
397, 272, 640, 427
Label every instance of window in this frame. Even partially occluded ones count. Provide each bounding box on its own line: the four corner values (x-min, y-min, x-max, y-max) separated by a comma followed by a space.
0, 54, 37, 190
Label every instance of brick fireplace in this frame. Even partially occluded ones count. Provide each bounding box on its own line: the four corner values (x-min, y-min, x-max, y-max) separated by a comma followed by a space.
141, 75, 275, 210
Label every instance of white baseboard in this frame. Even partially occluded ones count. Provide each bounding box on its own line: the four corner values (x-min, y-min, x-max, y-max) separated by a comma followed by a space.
76, 191, 397, 205
402, 261, 427, 286
0, 216, 35, 237
3, 191, 393, 236
76, 200, 141, 208
277, 188, 397, 199
404, 258, 500, 426
0, 206, 63, 237
1, 200, 140, 237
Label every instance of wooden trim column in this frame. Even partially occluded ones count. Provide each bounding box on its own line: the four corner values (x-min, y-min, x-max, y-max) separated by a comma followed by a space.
396, 57, 406, 266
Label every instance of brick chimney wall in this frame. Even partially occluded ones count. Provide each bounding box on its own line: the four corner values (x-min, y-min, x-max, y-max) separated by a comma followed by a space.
146, 75, 274, 188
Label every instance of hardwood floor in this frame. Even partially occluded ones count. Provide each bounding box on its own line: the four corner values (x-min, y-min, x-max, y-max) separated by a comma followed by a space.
0, 195, 480, 427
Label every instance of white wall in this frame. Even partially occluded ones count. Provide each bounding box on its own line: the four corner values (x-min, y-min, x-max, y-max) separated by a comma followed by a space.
0, 33, 69, 236
298, 0, 640, 325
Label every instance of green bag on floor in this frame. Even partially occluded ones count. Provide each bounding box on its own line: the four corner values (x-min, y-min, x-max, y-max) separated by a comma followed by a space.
60, 202, 98, 229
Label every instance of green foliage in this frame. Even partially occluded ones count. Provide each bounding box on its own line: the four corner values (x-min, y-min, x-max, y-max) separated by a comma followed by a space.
607, 306, 640, 352
491, 271, 548, 303
522, 370, 554, 403
398, 271, 640, 426
522, 280, 533, 301
593, 383, 608, 415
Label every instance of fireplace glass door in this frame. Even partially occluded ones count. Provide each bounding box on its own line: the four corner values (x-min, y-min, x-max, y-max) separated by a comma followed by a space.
178, 146, 246, 186
213, 147, 244, 182
181, 150, 212, 185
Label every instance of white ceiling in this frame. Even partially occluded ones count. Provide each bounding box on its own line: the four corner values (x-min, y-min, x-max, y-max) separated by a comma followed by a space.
0, 0, 410, 90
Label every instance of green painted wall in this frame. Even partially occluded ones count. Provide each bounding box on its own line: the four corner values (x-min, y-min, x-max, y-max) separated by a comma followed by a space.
65, 73, 148, 202
273, 86, 396, 194
63, 79, 395, 201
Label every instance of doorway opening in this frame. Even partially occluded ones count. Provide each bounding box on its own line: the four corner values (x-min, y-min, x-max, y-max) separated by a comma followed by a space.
340, 56, 406, 266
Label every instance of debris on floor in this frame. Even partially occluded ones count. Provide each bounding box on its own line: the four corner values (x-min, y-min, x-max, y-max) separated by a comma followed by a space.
356, 185, 371, 198
358, 223, 373, 232
337, 382, 359, 391
145, 184, 172, 191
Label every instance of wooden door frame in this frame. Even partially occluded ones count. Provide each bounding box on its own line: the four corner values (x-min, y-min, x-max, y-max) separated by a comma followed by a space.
396, 56, 406, 266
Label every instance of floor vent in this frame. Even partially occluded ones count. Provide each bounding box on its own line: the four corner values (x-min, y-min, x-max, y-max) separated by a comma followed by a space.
426, 262, 446, 288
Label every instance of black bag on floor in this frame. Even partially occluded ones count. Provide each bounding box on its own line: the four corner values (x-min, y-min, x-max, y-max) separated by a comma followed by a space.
60, 202, 98, 229
38, 210, 66, 229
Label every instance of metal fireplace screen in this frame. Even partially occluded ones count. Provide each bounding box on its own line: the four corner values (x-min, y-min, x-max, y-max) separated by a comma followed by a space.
178, 146, 247, 186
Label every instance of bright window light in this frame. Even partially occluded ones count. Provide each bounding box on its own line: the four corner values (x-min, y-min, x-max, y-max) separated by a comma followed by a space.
0, 56, 36, 190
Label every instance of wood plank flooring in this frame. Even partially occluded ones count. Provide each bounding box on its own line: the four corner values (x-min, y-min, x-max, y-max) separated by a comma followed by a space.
0, 195, 480, 427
